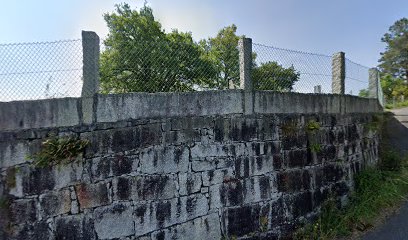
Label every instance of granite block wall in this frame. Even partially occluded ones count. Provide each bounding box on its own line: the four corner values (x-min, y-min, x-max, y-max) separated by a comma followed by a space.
0, 91, 382, 240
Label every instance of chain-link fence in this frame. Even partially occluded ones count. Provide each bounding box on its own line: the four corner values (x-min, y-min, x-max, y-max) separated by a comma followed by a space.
345, 58, 370, 96
0, 40, 83, 102
0, 33, 382, 103
252, 43, 332, 93
99, 39, 223, 93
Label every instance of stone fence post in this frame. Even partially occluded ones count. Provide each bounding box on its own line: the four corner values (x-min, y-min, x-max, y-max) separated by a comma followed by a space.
238, 37, 254, 115
332, 52, 345, 94
81, 31, 100, 124
81, 31, 100, 97
314, 85, 322, 94
239, 37, 253, 91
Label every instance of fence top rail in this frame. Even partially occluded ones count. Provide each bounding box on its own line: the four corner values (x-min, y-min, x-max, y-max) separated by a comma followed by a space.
252, 42, 332, 58
345, 58, 370, 70
0, 39, 81, 47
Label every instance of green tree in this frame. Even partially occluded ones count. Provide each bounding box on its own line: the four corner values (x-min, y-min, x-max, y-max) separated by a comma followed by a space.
380, 74, 408, 100
100, 4, 300, 93
200, 25, 241, 89
358, 89, 369, 98
379, 18, 408, 79
252, 62, 300, 91
100, 4, 216, 93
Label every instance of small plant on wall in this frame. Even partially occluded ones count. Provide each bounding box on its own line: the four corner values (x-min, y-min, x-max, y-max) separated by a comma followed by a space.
28, 135, 90, 167
306, 119, 320, 133
306, 120, 322, 153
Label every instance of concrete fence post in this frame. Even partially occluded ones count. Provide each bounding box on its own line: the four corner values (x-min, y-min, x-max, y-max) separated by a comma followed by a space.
238, 37, 254, 115
239, 37, 253, 91
368, 68, 379, 99
332, 52, 345, 94
314, 85, 322, 94
81, 31, 100, 97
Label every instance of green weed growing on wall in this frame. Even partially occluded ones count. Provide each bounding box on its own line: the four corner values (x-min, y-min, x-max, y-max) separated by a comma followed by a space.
306, 120, 321, 132
306, 120, 322, 153
29, 135, 90, 168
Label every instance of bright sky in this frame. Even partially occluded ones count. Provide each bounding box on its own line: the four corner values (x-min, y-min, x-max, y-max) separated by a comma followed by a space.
0, 0, 406, 68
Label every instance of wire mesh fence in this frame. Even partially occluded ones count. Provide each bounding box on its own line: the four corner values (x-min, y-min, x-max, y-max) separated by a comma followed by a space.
0, 34, 381, 102
0, 40, 83, 102
345, 58, 370, 97
252, 43, 332, 93
99, 39, 226, 93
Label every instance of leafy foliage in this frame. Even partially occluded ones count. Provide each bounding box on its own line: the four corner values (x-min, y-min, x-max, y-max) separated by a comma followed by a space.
100, 4, 216, 93
358, 89, 369, 98
252, 62, 299, 91
100, 4, 300, 93
29, 136, 89, 167
378, 18, 408, 102
200, 25, 241, 89
306, 120, 321, 132
379, 18, 408, 79
380, 73, 408, 102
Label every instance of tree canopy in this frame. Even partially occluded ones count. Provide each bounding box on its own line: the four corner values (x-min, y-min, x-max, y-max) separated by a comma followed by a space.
100, 4, 216, 93
100, 3, 299, 93
378, 18, 408, 101
379, 18, 408, 79
199, 25, 240, 89
252, 62, 299, 91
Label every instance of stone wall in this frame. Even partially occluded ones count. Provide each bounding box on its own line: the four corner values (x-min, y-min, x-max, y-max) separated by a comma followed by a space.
0, 91, 382, 239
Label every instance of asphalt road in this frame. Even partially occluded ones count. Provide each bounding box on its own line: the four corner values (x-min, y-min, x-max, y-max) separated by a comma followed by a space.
362, 107, 408, 240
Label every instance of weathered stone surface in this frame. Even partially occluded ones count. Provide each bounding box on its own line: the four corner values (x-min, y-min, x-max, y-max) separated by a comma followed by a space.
1, 94, 381, 240
134, 193, 209, 236
277, 170, 311, 193
91, 154, 137, 181
39, 188, 71, 217
178, 172, 202, 196
0, 97, 80, 131
202, 168, 234, 187
150, 213, 221, 240
10, 198, 37, 223
76, 182, 109, 209
0, 141, 34, 169
285, 191, 313, 219
94, 203, 135, 239
53, 161, 83, 189
134, 175, 177, 201
139, 146, 189, 174
21, 165, 55, 195
224, 205, 261, 237
12, 221, 52, 240
55, 215, 95, 240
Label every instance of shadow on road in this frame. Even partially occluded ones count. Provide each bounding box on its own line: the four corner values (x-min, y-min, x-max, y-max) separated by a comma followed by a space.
383, 112, 408, 157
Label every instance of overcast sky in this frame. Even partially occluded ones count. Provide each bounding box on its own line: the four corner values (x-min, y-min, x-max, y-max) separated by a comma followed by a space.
1, 0, 407, 67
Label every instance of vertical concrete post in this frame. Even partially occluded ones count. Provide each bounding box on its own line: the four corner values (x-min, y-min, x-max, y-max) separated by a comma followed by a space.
239, 37, 253, 91
81, 31, 100, 97
368, 68, 379, 99
238, 37, 254, 115
332, 52, 345, 94
314, 85, 322, 94
81, 31, 100, 125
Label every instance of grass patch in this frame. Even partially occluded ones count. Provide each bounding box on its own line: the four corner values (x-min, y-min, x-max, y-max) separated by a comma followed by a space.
385, 100, 408, 109
294, 152, 408, 239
